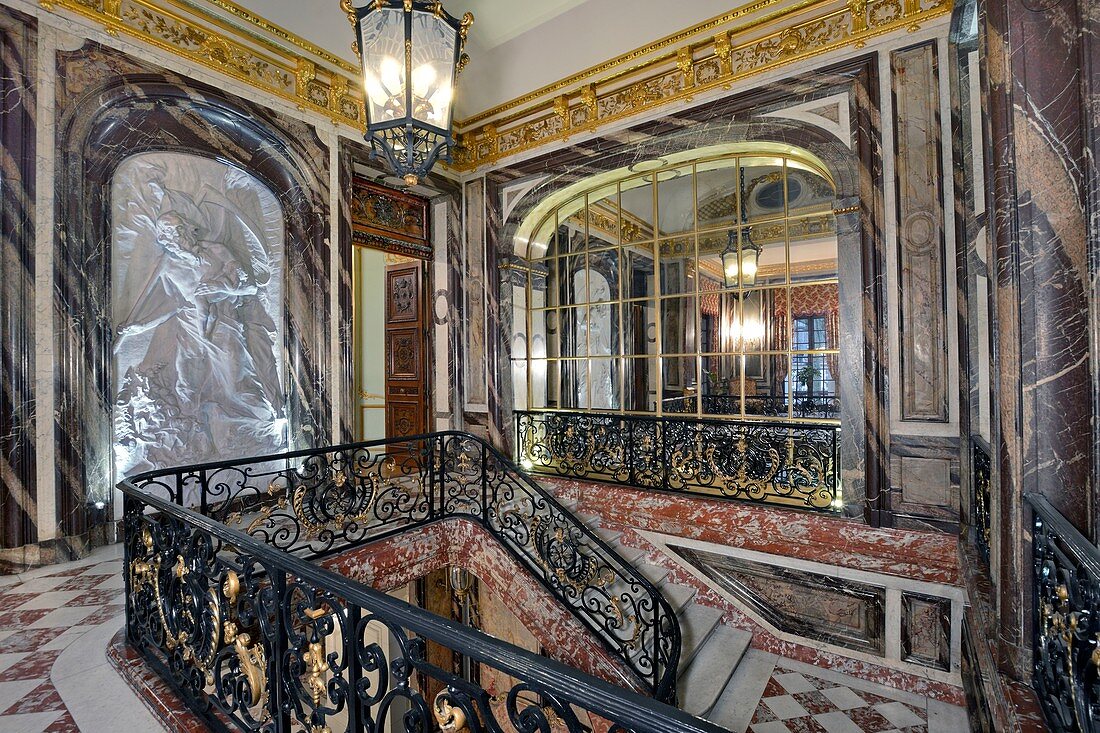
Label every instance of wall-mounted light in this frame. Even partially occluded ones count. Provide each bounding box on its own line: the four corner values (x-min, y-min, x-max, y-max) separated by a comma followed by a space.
351, 0, 473, 186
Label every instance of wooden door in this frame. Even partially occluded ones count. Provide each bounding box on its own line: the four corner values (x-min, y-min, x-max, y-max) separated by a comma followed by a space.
384, 261, 428, 443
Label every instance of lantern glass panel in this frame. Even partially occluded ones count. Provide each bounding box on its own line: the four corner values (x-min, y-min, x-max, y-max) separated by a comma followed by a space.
410, 11, 457, 130
359, 8, 406, 126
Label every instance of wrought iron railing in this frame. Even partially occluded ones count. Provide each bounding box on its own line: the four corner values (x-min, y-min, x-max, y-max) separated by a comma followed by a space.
121, 431, 695, 733
1027, 493, 1100, 733
515, 410, 840, 512
971, 437, 992, 566
662, 394, 841, 420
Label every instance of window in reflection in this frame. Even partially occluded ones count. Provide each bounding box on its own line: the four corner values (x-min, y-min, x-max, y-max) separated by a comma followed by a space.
517, 151, 840, 423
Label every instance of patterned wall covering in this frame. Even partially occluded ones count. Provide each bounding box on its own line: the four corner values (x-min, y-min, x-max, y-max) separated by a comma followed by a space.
0, 6, 37, 563
51, 41, 331, 555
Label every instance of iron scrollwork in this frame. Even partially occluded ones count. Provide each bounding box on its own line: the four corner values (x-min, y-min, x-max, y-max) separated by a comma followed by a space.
122, 430, 701, 733
972, 438, 992, 567
516, 410, 840, 512
1028, 493, 1100, 733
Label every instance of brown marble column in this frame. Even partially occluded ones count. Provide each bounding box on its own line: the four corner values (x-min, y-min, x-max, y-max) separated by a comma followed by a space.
983, 0, 1095, 678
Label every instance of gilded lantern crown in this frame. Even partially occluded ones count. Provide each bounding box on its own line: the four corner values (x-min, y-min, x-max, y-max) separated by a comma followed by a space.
351, 0, 472, 186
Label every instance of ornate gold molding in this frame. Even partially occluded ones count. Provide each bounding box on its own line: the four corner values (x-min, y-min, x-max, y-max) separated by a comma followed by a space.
39, 0, 951, 175
40, 0, 365, 127
453, 0, 952, 171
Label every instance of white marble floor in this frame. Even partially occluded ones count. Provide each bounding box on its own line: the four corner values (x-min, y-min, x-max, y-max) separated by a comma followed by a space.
0, 544, 160, 733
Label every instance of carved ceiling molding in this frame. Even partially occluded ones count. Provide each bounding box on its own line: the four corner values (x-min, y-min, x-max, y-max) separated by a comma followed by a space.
40, 0, 365, 127
452, 0, 952, 172
39, 0, 952, 174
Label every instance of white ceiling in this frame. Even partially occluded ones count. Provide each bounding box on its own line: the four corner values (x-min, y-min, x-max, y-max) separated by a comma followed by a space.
230, 0, 741, 118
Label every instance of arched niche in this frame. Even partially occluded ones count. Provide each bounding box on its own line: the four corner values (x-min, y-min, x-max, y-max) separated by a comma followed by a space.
53, 43, 331, 537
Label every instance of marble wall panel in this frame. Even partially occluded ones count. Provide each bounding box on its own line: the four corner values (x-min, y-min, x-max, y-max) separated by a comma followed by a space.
984, 0, 1094, 677
0, 6, 37, 560
889, 435, 962, 530
336, 139, 358, 444
892, 42, 950, 423
902, 592, 951, 671
671, 545, 887, 656
52, 42, 330, 546
462, 178, 488, 415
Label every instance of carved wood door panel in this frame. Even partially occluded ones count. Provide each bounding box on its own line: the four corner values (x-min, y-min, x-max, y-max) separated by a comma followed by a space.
385, 261, 428, 443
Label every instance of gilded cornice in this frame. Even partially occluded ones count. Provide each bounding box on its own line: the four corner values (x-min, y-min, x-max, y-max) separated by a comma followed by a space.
37, 0, 952, 173
39, 0, 366, 127
452, 0, 952, 171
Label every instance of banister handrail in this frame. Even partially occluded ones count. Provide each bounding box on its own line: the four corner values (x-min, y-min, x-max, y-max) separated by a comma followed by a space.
119, 477, 717, 733
122, 430, 689, 732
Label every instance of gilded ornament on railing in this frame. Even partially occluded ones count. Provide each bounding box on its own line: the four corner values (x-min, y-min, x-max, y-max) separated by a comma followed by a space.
517, 411, 840, 511
434, 691, 470, 733
126, 431, 683, 711
234, 632, 268, 709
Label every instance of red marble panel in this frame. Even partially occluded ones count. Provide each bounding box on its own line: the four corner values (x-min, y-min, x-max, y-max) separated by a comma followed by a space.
543, 478, 960, 585
0, 649, 61, 681
552, 492, 967, 706
324, 518, 639, 692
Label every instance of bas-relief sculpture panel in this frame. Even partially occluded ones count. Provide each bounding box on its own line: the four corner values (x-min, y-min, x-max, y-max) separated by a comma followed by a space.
111, 153, 287, 480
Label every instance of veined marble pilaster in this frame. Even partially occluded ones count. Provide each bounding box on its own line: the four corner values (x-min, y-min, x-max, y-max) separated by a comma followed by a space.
984, 0, 1094, 678
0, 5, 38, 565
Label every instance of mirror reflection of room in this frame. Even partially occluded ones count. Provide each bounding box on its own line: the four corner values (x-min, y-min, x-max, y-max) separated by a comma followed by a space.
517, 151, 839, 426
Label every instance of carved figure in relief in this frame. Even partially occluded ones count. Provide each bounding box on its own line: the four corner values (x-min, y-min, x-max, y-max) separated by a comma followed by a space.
112, 153, 286, 480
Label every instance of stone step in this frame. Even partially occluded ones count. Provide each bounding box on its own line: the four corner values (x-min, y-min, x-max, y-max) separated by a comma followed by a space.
676, 603, 725, 674
679, 625, 753, 717
704, 649, 778, 731
636, 562, 670, 586
576, 512, 602, 528
659, 582, 697, 613
615, 545, 646, 566
591, 525, 622, 544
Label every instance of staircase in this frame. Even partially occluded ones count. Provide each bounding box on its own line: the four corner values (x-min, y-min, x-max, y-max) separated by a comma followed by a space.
557, 495, 754, 728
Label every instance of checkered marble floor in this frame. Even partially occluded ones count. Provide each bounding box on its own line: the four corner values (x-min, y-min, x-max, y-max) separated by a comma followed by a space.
745, 659, 968, 733
0, 544, 158, 733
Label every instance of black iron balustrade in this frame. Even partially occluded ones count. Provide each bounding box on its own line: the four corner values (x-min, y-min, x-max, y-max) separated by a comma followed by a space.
122, 431, 694, 733
1027, 493, 1100, 733
515, 410, 840, 512
661, 394, 841, 420
971, 438, 992, 567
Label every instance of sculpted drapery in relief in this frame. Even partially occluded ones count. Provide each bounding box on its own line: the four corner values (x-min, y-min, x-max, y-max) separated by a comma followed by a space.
111, 152, 287, 480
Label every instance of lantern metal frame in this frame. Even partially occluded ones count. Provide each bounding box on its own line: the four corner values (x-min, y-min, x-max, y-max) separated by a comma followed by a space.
721, 166, 763, 288
351, 0, 472, 186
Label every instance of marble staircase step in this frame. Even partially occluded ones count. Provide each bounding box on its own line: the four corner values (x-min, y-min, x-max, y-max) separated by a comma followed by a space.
592, 525, 622, 544
576, 512, 602, 528
676, 603, 725, 674
704, 649, 778, 731
659, 581, 697, 613
636, 562, 670, 585
679, 625, 753, 717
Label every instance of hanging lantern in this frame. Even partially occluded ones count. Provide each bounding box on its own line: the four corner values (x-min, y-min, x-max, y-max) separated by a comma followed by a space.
721, 229, 740, 288
722, 165, 763, 288
352, 0, 473, 186
721, 227, 761, 288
